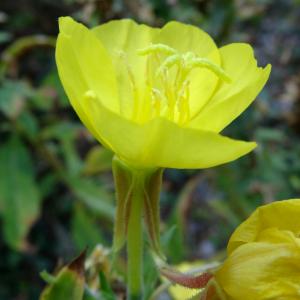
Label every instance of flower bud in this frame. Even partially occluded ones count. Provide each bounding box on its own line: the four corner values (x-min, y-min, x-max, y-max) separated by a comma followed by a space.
214, 199, 300, 300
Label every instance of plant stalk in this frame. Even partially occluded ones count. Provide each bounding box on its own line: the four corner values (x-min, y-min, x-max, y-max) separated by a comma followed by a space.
127, 175, 144, 300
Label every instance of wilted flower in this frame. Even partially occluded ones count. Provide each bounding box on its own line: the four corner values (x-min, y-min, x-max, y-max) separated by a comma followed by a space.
56, 17, 270, 170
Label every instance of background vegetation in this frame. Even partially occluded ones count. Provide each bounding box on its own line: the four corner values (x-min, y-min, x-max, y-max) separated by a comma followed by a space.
0, 0, 300, 299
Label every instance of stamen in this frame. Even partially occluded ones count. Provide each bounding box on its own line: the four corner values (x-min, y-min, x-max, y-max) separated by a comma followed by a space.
182, 51, 196, 62
117, 43, 232, 124
151, 88, 165, 117
145, 55, 152, 86
187, 58, 231, 83
156, 54, 182, 77
160, 67, 176, 120
177, 80, 190, 125
137, 43, 177, 56
177, 80, 189, 108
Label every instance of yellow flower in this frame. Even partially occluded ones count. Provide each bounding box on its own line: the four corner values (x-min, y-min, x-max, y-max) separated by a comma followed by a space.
56, 17, 271, 169
214, 199, 300, 300
163, 200, 300, 299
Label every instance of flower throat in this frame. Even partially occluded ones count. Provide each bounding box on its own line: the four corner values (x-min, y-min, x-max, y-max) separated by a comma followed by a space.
87, 43, 231, 125
136, 43, 231, 125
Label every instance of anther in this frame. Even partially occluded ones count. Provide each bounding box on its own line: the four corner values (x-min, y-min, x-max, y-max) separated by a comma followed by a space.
182, 51, 196, 62
151, 88, 165, 103
156, 54, 182, 77
187, 58, 231, 83
137, 43, 177, 56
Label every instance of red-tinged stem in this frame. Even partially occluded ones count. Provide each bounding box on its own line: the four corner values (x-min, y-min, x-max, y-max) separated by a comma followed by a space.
200, 284, 216, 300
160, 267, 213, 289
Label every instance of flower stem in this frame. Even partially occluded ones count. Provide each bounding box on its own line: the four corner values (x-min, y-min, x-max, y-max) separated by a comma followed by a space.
127, 176, 144, 300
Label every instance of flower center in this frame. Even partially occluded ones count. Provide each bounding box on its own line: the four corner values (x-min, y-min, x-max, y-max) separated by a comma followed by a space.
85, 43, 231, 126
134, 43, 230, 125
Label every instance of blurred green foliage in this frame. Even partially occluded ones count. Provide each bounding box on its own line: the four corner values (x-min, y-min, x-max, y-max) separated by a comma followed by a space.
0, 0, 300, 299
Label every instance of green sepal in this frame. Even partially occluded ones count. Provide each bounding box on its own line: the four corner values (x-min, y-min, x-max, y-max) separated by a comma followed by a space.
143, 168, 165, 259
112, 156, 134, 253
112, 156, 165, 258
39, 251, 86, 300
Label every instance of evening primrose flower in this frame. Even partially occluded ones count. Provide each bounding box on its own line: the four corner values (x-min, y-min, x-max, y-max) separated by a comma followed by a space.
213, 199, 300, 300
56, 17, 271, 298
55, 17, 271, 170
167, 200, 300, 300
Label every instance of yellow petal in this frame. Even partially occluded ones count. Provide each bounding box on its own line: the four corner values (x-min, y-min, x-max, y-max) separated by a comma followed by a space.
256, 228, 300, 248
92, 19, 158, 63
155, 21, 221, 116
156, 21, 219, 59
227, 199, 300, 254
216, 241, 300, 300
81, 95, 256, 169
92, 19, 158, 118
189, 43, 271, 132
56, 17, 119, 147
140, 120, 256, 169
57, 17, 119, 112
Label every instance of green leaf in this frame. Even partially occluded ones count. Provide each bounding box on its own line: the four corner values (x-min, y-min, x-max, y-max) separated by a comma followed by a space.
143, 251, 159, 300
42, 69, 69, 107
99, 271, 116, 300
0, 136, 41, 250
71, 204, 106, 251
40, 271, 56, 284
18, 111, 39, 139
67, 177, 115, 221
161, 225, 184, 263
41, 122, 83, 175
83, 146, 113, 175
61, 137, 83, 176
0, 80, 32, 119
40, 252, 86, 300
40, 121, 81, 141
0, 31, 12, 44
